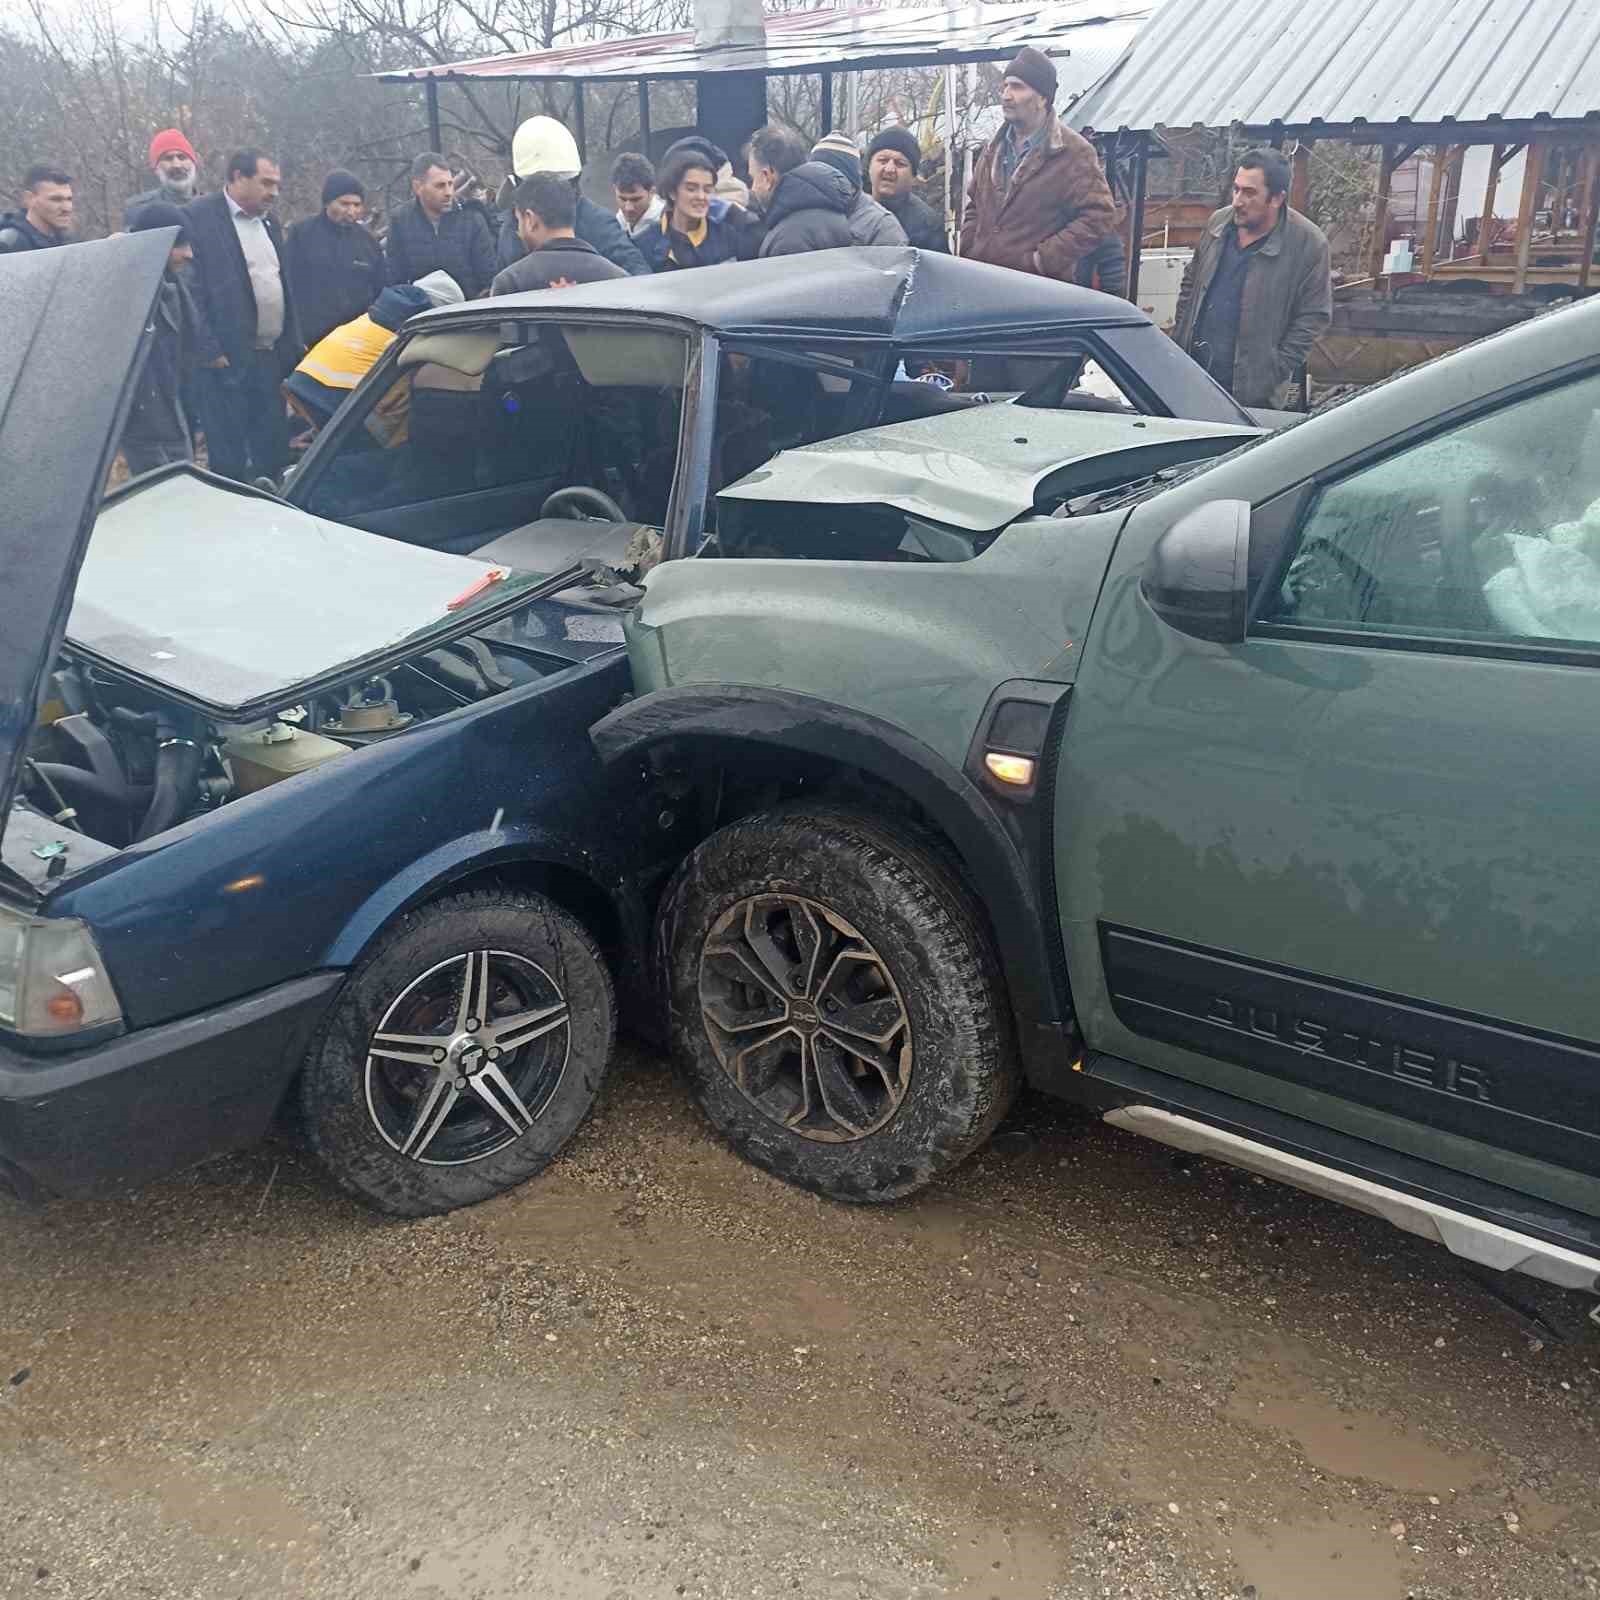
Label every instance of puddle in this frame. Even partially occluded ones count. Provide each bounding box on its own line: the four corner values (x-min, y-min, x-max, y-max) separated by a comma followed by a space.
943, 1522, 1065, 1598
1229, 1512, 1408, 1600
1229, 1365, 1492, 1492
475, 1180, 859, 1339
409, 1526, 671, 1599
95, 1457, 322, 1549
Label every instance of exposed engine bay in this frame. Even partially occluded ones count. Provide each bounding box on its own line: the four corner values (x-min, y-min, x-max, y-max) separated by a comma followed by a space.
10, 466, 651, 857
23, 616, 583, 851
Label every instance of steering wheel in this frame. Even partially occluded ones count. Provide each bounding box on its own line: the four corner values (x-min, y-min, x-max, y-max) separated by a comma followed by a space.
540, 485, 627, 523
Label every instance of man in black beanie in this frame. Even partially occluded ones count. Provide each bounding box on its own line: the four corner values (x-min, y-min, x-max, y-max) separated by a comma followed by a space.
865, 128, 947, 253
960, 45, 1116, 284
809, 132, 907, 246
120, 203, 220, 473
284, 169, 386, 349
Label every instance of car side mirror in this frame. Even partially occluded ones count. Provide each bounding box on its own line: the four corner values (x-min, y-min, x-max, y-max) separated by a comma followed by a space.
1141, 499, 1250, 644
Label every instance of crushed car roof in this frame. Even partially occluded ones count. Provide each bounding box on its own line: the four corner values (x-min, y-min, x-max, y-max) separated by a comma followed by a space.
425, 246, 1151, 343
718, 405, 1259, 530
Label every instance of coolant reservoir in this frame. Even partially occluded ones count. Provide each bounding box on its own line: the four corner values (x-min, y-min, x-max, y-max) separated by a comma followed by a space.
224, 723, 348, 794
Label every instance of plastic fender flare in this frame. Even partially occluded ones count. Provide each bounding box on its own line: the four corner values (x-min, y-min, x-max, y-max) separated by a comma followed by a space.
590, 683, 1071, 1071
319, 823, 627, 971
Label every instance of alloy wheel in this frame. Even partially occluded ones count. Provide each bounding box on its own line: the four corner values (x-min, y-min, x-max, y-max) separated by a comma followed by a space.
364, 949, 570, 1165
698, 894, 912, 1142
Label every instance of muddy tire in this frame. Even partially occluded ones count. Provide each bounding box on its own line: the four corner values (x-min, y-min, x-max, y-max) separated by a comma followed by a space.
300, 890, 614, 1217
659, 806, 1019, 1202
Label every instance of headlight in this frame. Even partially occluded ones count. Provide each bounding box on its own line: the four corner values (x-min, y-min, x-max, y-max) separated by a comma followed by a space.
0, 905, 123, 1038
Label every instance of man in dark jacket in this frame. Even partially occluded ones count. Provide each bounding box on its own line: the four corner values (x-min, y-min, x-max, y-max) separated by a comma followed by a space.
491, 175, 628, 294
284, 170, 386, 349
1172, 148, 1332, 408
749, 127, 853, 259
634, 145, 762, 272
865, 128, 947, 252
810, 132, 907, 247
124, 129, 200, 225
387, 152, 497, 299
184, 148, 303, 482
491, 116, 650, 279
119, 203, 218, 473
960, 47, 1116, 282
0, 164, 73, 253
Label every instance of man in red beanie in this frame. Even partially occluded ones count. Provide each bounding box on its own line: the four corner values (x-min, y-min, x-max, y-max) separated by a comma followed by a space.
124, 128, 200, 227
959, 45, 1116, 284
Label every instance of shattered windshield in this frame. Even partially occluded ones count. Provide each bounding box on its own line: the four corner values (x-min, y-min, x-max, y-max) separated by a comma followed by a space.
72, 472, 551, 714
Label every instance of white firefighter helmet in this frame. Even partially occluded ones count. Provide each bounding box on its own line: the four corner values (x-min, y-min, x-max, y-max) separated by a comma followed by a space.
511, 115, 582, 180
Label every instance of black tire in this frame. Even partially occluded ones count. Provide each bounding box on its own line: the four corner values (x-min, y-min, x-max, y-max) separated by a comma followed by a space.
659, 805, 1019, 1202
300, 889, 614, 1217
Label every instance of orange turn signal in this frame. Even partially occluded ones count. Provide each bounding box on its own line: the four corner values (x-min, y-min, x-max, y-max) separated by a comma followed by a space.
45, 988, 84, 1024
983, 752, 1036, 787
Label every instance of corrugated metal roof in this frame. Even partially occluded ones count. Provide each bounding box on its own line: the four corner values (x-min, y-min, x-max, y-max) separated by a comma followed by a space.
377, 0, 1153, 82
1068, 0, 1600, 135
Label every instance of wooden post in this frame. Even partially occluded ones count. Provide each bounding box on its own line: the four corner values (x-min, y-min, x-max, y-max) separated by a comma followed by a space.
1438, 144, 1465, 261
1512, 141, 1544, 294
1127, 137, 1149, 303
572, 81, 587, 164
1577, 145, 1600, 292
820, 71, 833, 140
1418, 144, 1451, 276
1368, 143, 1396, 280
637, 79, 651, 152
1289, 139, 1313, 213
1477, 143, 1503, 261
426, 78, 442, 152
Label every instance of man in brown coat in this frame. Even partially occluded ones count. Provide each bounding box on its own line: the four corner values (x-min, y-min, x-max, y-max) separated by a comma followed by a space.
959, 46, 1116, 281
1172, 148, 1332, 409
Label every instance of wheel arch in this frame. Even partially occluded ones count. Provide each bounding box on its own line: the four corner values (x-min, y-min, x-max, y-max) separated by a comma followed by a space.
319, 825, 648, 993
591, 683, 1073, 1076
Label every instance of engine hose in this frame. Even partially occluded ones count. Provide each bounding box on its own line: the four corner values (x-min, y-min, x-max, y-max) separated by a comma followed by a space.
134, 734, 203, 843
106, 706, 160, 737
29, 762, 153, 815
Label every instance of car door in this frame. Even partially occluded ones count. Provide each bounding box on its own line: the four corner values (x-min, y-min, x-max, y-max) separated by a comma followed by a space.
1056, 363, 1600, 1213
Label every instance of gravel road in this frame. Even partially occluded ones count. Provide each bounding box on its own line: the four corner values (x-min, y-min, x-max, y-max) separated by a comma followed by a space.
2, 1048, 1597, 1600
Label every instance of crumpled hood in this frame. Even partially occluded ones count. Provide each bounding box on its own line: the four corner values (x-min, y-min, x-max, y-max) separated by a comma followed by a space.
720, 405, 1260, 530
764, 162, 854, 227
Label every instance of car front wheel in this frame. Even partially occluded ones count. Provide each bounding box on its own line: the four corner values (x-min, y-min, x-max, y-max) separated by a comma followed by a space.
660, 806, 1019, 1202
300, 889, 614, 1216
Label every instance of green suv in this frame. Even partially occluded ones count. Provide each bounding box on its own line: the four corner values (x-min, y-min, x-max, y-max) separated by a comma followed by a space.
595, 292, 1600, 1305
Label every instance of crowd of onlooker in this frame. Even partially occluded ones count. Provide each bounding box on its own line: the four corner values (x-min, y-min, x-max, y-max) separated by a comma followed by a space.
1, 42, 1333, 480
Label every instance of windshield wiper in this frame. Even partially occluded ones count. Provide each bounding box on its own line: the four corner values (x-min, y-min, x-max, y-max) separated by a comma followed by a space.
1059, 464, 1181, 517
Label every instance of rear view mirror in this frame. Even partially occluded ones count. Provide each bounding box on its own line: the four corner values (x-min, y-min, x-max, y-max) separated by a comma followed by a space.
1141, 499, 1250, 644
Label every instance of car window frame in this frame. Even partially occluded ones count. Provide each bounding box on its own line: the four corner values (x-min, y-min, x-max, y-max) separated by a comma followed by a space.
287, 309, 702, 527
1247, 355, 1600, 670
907, 332, 1167, 417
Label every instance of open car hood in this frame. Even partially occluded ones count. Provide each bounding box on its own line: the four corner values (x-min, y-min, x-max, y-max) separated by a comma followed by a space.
719, 406, 1259, 532
76, 468, 590, 724
0, 233, 170, 861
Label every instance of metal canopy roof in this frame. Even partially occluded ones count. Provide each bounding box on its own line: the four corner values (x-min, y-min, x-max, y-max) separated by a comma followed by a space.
376, 0, 1153, 83
1068, 0, 1600, 137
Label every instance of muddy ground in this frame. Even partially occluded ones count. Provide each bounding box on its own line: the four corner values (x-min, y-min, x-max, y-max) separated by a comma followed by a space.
2, 1048, 1597, 1600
